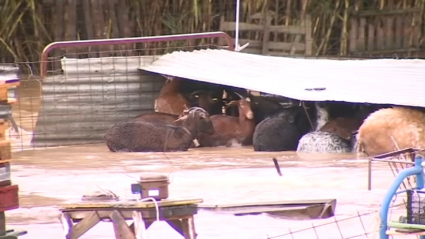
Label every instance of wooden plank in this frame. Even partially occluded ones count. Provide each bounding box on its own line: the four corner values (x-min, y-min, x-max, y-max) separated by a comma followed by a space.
386, 229, 425, 235
237, 40, 306, 52
376, 20, 385, 50
82, 0, 96, 58
110, 210, 136, 239
67, 210, 195, 221
0, 140, 11, 161
220, 21, 306, 35
0, 120, 5, 141
91, 0, 107, 57
395, 16, 403, 48
181, 217, 196, 239
59, 213, 73, 237
117, 0, 132, 55
68, 211, 100, 239
131, 211, 146, 239
304, 15, 313, 55
367, 20, 375, 51
353, 8, 421, 17
60, 198, 204, 210
0, 89, 7, 102
199, 199, 336, 209
351, 47, 420, 55
261, 16, 270, 55
403, 14, 410, 48
349, 18, 358, 53
53, 0, 65, 71
64, 0, 77, 58
385, 16, 394, 49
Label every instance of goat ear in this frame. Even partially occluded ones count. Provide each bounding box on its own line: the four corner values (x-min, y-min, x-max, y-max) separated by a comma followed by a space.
175, 115, 188, 122
199, 112, 207, 119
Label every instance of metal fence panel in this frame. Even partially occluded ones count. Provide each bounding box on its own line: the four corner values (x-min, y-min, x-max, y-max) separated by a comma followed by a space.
32, 56, 165, 148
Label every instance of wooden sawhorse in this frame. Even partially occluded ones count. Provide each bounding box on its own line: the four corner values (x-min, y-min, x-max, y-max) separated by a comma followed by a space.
59, 198, 202, 239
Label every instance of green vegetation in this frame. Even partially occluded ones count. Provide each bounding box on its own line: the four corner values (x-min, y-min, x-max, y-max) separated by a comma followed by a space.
0, 0, 423, 73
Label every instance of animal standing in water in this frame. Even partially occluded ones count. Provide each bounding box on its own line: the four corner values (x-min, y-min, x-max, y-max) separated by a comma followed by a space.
198, 93, 256, 147
356, 107, 425, 156
154, 76, 190, 116
253, 106, 313, 151
104, 107, 214, 152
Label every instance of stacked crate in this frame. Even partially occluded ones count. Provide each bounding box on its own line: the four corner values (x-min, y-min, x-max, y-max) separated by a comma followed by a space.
0, 65, 26, 238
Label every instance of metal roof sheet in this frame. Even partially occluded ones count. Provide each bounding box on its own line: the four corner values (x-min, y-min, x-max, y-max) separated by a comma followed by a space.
139, 49, 425, 107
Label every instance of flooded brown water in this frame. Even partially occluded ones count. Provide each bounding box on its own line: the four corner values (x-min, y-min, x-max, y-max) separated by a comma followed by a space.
2, 76, 413, 238
6, 145, 411, 239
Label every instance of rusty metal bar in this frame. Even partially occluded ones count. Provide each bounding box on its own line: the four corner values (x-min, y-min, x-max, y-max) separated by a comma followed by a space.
373, 148, 421, 159
40, 32, 235, 78
367, 148, 423, 191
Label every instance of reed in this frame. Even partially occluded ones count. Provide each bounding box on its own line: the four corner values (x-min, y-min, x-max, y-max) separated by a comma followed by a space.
0, 0, 423, 74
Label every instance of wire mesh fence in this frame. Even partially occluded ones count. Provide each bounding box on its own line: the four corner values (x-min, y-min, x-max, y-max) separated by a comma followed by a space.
2, 30, 424, 153
3, 33, 233, 152
266, 211, 381, 239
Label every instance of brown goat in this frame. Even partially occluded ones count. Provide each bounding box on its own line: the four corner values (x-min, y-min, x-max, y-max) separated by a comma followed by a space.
189, 90, 224, 116
198, 93, 256, 147
104, 107, 214, 152
356, 107, 425, 156
319, 117, 363, 140
155, 76, 190, 116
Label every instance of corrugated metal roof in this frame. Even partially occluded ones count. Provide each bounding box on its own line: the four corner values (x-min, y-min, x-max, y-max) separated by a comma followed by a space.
139, 49, 425, 107
0, 64, 19, 82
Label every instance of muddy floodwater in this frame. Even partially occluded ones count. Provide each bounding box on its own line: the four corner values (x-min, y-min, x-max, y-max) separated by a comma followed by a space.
4, 145, 412, 239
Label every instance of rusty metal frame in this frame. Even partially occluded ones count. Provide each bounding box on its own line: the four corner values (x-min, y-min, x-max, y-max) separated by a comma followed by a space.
367, 148, 424, 190
39, 31, 235, 78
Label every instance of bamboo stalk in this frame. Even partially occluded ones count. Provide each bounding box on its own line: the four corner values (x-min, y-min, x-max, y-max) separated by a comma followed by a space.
340, 0, 350, 55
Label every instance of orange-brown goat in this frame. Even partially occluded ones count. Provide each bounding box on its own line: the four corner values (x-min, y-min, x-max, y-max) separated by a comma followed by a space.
356, 107, 425, 156
319, 117, 363, 140
155, 76, 190, 116
198, 94, 256, 147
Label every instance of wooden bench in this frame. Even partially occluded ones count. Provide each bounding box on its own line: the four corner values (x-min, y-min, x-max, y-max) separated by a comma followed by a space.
58, 198, 203, 239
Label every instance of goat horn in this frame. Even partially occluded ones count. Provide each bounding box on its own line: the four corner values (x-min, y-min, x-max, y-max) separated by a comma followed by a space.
190, 90, 206, 96
234, 92, 244, 99
188, 107, 206, 113
225, 100, 239, 108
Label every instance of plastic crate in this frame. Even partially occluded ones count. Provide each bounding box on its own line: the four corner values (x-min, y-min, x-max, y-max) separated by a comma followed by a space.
0, 185, 19, 212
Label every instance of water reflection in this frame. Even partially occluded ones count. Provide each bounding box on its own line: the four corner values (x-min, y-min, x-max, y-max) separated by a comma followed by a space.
7, 144, 407, 238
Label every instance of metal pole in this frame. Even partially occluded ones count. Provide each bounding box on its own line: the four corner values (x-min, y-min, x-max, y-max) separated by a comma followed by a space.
235, 0, 240, 51
368, 158, 372, 190
379, 155, 424, 239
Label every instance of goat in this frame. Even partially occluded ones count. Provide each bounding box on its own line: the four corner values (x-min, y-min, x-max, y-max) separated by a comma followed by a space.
296, 103, 374, 154
224, 90, 286, 124
189, 90, 224, 116
222, 87, 248, 117
297, 131, 353, 153
104, 107, 214, 152
155, 76, 190, 116
198, 93, 256, 147
253, 106, 313, 151
356, 106, 425, 157
319, 118, 363, 141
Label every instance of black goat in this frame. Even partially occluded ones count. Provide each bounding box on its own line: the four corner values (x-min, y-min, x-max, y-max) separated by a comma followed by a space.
104, 107, 214, 152
253, 107, 313, 152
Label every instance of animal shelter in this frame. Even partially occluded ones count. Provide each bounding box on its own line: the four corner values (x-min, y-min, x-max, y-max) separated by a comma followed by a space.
21, 32, 425, 152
